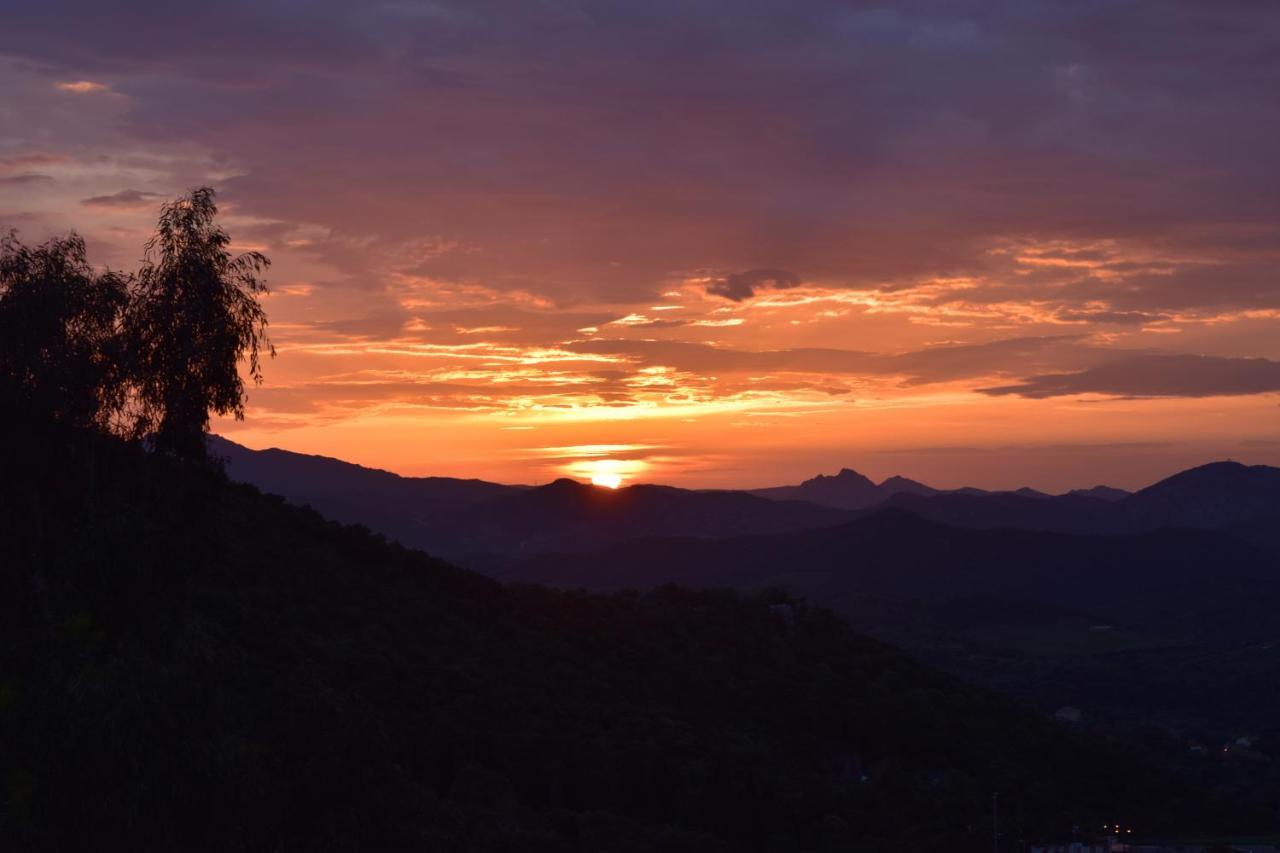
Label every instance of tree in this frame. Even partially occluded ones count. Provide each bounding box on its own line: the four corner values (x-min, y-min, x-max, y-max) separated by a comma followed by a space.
0, 230, 129, 436
125, 187, 273, 461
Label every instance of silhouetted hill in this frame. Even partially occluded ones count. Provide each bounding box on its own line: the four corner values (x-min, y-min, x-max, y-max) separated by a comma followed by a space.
211, 435, 523, 506
749, 467, 1136, 511
2, 438, 1250, 850
872, 490, 1124, 534
751, 468, 882, 509
862, 461, 1280, 537
1012, 487, 1052, 499
499, 510, 1280, 809
432, 478, 852, 560
210, 435, 527, 550
878, 474, 938, 496
1124, 461, 1280, 529
499, 509, 1279, 643
214, 441, 1276, 555
215, 438, 854, 562
1067, 485, 1131, 501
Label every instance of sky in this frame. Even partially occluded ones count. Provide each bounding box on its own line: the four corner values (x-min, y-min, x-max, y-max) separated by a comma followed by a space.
3, 0, 1280, 490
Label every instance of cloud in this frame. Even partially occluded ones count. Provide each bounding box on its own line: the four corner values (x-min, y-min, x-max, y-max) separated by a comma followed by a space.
0, 173, 54, 186
3, 0, 1280, 452
565, 335, 1103, 386
55, 80, 109, 94
980, 354, 1280, 399
706, 269, 803, 302
0, 152, 66, 170
81, 188, 160, 208
1053, 309, 1168, 326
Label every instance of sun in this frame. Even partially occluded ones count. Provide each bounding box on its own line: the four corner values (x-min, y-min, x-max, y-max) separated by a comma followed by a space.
591, 471, 623, 489
573, 457, 638, 489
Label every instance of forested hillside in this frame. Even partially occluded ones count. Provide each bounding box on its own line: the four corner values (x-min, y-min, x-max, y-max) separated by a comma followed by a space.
0, 440, 1256, 851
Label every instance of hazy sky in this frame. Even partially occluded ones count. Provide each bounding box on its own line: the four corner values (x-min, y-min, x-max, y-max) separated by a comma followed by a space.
3, 1, 1279, 489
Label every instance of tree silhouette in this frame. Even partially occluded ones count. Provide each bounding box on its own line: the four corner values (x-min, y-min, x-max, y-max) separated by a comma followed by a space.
125, 187, 273, 461
0, 231, 129, 436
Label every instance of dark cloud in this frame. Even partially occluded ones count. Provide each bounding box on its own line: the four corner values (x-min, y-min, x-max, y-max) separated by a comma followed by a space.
980, 354, 1280, 399
3, 1, 1276, 313
81, 188, 160, 208
0, 173, 53, 186
707, 269, 802, 301
1054, 309, 1168, 325
566, 335, 1106, 386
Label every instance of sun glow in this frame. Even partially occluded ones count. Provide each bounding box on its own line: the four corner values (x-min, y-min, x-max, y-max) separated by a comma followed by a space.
569, 457, 647, 489
591, 471, 623, 489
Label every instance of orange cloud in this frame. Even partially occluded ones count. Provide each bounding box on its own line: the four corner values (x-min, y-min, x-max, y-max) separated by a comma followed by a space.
55, 80, 110, 94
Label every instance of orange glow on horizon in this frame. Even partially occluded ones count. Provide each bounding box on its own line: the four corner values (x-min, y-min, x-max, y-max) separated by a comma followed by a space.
571, 457, 646, 489
591, 471, 623, 489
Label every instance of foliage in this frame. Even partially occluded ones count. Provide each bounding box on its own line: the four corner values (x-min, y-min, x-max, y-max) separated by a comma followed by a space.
124, 187, 273, 460
0, 231, 129, 435
0, 188, 271, 463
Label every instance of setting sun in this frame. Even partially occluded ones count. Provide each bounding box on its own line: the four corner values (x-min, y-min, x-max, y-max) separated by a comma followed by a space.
591, 471, 623, 489
572, 457, 641, 489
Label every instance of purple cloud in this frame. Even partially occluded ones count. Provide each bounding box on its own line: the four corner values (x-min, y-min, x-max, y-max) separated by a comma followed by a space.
707, 269, 803, 302
81, 188, 160, 208
980, 355, 1280, 399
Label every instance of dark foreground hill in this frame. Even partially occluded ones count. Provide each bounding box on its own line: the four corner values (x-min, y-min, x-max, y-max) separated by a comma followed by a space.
500, 511, 1280, 808
0, 440, 1257, 851
499, 509, 1280, 644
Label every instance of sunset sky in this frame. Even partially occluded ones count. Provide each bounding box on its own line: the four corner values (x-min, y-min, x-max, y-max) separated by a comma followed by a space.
3, 1, 1279, 490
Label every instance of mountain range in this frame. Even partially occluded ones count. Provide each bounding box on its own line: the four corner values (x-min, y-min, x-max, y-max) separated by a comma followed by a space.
214, 436, 1280, 560
213, 436, 848, 561
750, 467, 1130, 509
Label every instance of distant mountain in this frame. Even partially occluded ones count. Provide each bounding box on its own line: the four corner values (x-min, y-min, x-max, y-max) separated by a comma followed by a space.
426, 478, 853, 561
210, 435, 528, 553
750, 466, 1132, 510
867, 461, 1280, 537
1124, 460, 1280, 530
878, 474, 938, 496
211, 435, 523, 507
1013, 486, 1053, 499
873, 490, 1125, 535
1068, 484, 1131, 501
213, 437, 852, 562
215, 440, 1280, 558
750, 467, 938, 509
